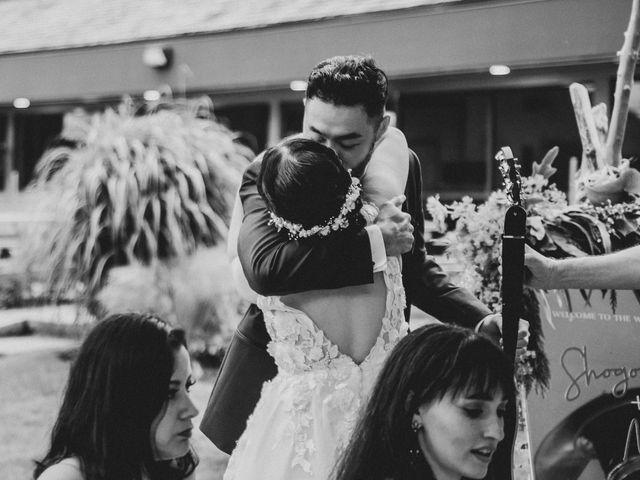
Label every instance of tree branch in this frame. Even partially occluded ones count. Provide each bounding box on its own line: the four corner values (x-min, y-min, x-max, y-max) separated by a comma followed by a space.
605, 0, 640, 167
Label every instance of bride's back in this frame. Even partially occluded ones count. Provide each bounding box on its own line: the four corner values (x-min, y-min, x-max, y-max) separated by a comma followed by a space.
281, 272, 386, 364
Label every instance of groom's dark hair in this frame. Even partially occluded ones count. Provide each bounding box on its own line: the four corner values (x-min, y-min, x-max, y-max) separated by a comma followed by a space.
306, 55, 388, 121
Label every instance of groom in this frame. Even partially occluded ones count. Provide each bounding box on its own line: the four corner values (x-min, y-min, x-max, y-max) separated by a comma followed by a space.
201, 55, 510, 454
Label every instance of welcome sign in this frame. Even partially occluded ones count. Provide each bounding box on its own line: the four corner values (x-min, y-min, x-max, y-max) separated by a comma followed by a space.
527, 289, 640, 480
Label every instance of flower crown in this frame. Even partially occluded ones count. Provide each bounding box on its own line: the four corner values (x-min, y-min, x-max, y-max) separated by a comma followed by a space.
268, 176, 362, 240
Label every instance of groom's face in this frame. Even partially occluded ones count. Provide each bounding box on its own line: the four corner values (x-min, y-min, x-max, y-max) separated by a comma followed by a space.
302, 97, 381, 171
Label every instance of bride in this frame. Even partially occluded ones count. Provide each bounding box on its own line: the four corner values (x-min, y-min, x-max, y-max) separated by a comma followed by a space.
223, 137, 409, 480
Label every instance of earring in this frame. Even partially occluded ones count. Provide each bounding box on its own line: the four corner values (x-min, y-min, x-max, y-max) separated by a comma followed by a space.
409, 419, 426, 470
408, 439, 424, 469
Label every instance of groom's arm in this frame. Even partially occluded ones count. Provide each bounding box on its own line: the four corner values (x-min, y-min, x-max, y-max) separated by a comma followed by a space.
401, 152, 492, 329
238, 160, 375, 296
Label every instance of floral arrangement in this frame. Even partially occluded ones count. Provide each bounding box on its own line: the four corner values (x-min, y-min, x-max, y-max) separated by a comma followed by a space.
427, 144, 640, 393
426, 148, 568, 312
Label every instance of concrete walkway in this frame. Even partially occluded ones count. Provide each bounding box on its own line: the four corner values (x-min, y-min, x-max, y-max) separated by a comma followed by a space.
0, 304, 93, 328
0, 302, 438, 357
0, 304, 91, 356
0, 334, 78, 355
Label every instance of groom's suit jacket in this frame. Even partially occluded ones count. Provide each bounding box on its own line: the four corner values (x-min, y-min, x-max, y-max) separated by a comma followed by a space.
199, 151, 491, 454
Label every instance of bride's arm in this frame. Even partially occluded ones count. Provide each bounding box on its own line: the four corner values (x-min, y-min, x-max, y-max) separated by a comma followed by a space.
361, 126, 410, 206
228, 191, 258, 304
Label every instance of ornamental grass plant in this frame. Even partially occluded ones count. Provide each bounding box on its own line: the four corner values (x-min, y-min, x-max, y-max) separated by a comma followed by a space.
21, 97, 252, 345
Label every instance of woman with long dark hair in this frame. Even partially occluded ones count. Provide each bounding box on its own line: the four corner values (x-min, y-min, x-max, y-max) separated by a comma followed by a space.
223, 137, 408, 480
34, 313, 199, 480
333, 322, 516, 480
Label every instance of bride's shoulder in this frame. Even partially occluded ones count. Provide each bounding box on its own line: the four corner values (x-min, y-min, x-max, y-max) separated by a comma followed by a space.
37, 457, 84, 480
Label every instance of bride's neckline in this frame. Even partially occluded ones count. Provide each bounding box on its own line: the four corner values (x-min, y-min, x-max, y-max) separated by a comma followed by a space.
268, 259, 402, 367
272, 294, 389, 367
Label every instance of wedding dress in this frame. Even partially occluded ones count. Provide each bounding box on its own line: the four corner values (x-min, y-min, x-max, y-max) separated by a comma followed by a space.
223, 257, 407, 480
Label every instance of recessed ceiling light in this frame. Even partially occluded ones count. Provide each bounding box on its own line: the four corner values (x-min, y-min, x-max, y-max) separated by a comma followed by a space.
289, 80, 307, 92
489, 65, 511, 76
13, 97, 30, 108
143, 90, 161, 101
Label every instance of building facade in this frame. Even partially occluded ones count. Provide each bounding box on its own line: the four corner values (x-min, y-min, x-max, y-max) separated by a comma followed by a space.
1, 0, 638, 199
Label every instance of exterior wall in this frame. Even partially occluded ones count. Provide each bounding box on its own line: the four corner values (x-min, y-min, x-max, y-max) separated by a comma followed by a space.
0, 0, 633, 106
0, 0, 636, 194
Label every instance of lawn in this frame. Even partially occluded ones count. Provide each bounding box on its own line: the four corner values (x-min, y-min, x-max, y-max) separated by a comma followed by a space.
0, 345, 229, 480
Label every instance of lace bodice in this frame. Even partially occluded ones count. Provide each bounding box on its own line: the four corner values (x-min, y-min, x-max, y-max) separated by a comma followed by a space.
258, 257, 406, 375
249, 257, 407, 475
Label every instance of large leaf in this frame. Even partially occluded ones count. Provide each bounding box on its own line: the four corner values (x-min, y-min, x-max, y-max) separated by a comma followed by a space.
544, 224, 590, 258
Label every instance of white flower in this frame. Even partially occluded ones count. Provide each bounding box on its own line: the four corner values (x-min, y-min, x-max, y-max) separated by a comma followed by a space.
426, 195, 449, 233
268, 176, 362, 240
527, 215, 546, 241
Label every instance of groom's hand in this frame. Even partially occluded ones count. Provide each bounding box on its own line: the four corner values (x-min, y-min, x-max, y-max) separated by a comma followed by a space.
376, 195, 414, 256
478, 314, 530, 359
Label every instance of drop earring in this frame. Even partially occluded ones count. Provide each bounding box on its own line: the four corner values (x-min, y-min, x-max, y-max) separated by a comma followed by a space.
411, 420, 422, 433
409, 421, 424, 470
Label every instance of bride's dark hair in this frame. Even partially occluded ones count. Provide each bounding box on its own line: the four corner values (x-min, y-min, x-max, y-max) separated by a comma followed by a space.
258, 137, 365, 236
33, 313, 197, 480
332, 323, 515, 480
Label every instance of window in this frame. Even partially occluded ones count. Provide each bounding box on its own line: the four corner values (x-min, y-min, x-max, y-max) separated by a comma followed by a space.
399, 87, 581, 201
14, 113, 63, 189
281, 101, 304, 139
214, 103, 269, 154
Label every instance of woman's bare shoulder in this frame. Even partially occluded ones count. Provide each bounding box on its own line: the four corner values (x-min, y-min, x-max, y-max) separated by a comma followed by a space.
37, 458, 84, 480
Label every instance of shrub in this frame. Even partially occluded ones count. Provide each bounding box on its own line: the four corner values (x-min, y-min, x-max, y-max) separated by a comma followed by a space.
24, 97, 251, 312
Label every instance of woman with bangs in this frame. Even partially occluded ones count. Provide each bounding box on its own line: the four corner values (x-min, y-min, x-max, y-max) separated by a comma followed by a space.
332, 322, 515, 480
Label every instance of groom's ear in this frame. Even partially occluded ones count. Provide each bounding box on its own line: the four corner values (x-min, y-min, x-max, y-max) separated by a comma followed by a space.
374, 114, 391, 143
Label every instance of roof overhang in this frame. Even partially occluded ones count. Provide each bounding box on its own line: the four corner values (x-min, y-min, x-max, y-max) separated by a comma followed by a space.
0, 0, 632, 107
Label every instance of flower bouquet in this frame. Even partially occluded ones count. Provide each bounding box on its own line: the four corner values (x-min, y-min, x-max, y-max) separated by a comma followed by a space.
426, 150, 569, 393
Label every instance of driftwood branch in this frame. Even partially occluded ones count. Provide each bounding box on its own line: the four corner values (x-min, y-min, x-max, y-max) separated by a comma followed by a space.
591, 103, 609, 148
605, 0, 640, 167
569, 83, 604, 171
